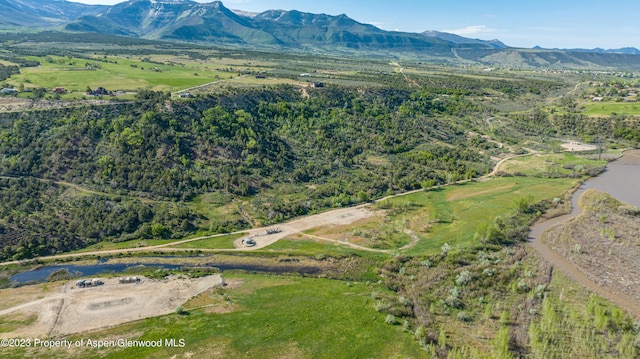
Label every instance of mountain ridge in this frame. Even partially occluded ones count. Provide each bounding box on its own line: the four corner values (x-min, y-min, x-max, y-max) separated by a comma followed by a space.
2, 0, 640, 69
0, 0, 107, 28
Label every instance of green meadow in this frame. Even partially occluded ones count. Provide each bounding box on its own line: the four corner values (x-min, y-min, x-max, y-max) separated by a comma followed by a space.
582, 101, 640, 116
2, 276, 426, 359
378, 177, 579, 255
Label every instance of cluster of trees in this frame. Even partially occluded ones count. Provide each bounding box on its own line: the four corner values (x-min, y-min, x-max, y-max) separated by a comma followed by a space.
0, 64, 20, 83
0, 85, 493, 204
0, 178, 197, 261
0, 75, 589, 256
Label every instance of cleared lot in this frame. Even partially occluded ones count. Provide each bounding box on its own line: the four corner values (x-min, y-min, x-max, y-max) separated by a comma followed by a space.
0, 274, 223, 337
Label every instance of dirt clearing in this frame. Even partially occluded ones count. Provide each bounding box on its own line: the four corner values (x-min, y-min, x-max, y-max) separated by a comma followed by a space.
0, 275, 223, 338
233, 206, 373, 249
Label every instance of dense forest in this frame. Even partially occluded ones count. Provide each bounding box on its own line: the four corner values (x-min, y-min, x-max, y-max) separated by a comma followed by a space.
0, 177, 197, 261
1, 78, 638, 259
0, 85, 497, 199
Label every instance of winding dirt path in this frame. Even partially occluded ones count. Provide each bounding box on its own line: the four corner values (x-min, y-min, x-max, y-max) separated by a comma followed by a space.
0, 175, 159, 203
0, 151, 527, 264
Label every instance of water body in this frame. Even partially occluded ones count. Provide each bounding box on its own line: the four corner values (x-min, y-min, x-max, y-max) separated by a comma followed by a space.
11, 260, 322, 284
528, 149, 640, 317
11, 263, 183, 283
570, 149, 640, 209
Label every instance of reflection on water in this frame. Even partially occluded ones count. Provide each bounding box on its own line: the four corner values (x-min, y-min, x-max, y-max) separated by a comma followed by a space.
11, 263, 183, 283
11, 260, 322, 284
572, 150, 640, 209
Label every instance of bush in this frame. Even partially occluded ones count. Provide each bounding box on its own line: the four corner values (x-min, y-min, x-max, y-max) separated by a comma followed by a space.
175, 306, 188, 315
455, 270, 472, 286
457, 311, 471, 322
385, 314, 398, 325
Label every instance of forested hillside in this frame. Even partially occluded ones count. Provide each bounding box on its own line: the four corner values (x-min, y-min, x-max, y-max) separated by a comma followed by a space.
2, 75, 631, 260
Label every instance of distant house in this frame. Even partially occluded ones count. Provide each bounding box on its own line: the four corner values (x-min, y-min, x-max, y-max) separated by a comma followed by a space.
95, 87, 110, 95
1, 88, 18, 95
53, 87, 65, 94
89, 86, 111, 96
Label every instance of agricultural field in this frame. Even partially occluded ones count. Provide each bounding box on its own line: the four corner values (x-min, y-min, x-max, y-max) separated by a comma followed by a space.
582, 101, 640, 116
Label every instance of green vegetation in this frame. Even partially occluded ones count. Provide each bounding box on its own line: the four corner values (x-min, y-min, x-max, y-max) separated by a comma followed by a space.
1, 276, 427, 359
369, 177, 578, 254
1, 34, 640, 359
528, 273, 638, 359
0, 313, 37, 333
582, 102, 640, 116
172, 233, 244, 250
260, 238, 375, 257
498, 153, 606, 177
0, 178, 196, 261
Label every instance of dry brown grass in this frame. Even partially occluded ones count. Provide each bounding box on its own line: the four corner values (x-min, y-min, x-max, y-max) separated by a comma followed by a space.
543, 189, 640, 301
0, 282, 55, 311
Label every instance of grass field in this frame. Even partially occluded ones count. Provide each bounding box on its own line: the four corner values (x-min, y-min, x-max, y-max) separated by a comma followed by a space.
499, 153, 606, 176
1, 275, 427, 359
3, 54, 280, 94
582, 101, 640, 116
372, 177, 579, 255
260, 237, 378, 257
171, 233, 245, 250
70, 239, 177, 253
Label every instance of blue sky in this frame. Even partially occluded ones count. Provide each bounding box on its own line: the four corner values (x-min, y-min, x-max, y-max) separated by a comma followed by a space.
68, 0, 640, 49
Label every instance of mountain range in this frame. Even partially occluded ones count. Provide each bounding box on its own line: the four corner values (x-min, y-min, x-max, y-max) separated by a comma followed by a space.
2, 0, 640, 69
0, 0, 107, 28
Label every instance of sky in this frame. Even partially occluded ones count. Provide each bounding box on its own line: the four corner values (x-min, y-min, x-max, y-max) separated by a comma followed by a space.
67, 0, 640, 49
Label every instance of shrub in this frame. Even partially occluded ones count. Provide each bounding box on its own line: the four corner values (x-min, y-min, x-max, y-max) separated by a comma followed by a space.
175, 306, 188, 315
398, 296, 411, 306
455, 270, 472, 286
441, 242, 451, 257
385, 314, 398, 325
457, 311, 471, 322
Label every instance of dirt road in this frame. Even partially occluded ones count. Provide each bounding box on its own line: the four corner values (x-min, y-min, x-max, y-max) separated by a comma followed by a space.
0, 151, 530, 266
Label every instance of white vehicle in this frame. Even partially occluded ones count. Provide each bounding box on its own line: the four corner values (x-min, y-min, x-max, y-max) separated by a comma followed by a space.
242, 238, 256, 247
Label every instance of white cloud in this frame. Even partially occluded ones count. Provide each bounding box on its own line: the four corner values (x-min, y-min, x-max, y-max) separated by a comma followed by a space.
365, 21, 385, 29
443, 25, 495, 36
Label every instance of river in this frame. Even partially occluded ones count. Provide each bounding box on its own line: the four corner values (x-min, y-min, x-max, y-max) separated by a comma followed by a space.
10, 258, 322, 284
528, 149, 640, 317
